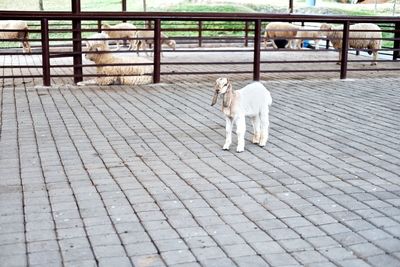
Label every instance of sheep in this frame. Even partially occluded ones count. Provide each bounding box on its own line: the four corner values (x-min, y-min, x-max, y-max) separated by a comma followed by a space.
211, 78, 272, 153
77, 42, 153, 86
134, 30, 176, 56
294, 27, 322, 50
83, 32, 110, 48
101, 22, 137, 50
264, 22, 299, 49
320, 23, 382, 65
0, 20, 31, 53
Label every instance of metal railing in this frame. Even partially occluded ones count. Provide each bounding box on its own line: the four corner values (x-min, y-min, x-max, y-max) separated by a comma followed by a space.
1, 11, 400, 86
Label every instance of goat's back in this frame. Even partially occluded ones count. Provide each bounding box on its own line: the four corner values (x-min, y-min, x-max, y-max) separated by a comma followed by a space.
237, 82, 272, 115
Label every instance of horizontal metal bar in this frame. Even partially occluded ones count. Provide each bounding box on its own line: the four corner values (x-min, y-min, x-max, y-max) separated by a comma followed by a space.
1, 11, 400, 23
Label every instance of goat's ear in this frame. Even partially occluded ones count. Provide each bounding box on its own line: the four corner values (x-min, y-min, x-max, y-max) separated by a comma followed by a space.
223, 91, 232, 108
226, 80, 232, 92
211, 91, 218, 106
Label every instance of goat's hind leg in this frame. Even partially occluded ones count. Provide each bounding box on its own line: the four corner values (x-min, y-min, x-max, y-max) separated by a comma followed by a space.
251, 116, 261, 144
259, 111, 270, 147
223, 117, 233, 150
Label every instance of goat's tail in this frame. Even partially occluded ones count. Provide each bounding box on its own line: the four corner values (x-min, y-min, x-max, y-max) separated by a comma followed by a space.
267, 92, 272, 107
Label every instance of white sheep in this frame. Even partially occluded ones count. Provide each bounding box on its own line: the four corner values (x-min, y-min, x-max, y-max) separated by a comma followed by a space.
0, 20, 31, 53
77, 42, 153, 86
211, 78, 272, 153
294, 27, 322, 50
320, 23, 382, 65
264, 22, 299, 49
135, 30, 176, 56
83, 32, 110, 48
101, 22, 137, 50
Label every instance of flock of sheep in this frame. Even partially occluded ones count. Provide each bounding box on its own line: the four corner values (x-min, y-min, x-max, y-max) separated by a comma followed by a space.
0, 20, 383, 86
265, 21, 382, 65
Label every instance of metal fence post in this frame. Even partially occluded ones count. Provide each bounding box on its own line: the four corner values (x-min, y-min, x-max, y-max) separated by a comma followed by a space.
340, 21, 350, 79
41, 18, 51, 86
72, 0, 82, 84
198, 21, 203, 47
153, 19, 161, 83
393, 22, 400, 60
244, 21, 249, 47
253, 20, 261, 81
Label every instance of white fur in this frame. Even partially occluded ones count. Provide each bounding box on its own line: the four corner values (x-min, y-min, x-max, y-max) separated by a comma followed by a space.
134, 30, 176, 56
84, 32, 110, 48
0, 20, 31, 53
211, 78, 272, 152
101, 22, 137, 50
294, 26, 322, 50
320, 23, 382, 65
264, 22, 299, 49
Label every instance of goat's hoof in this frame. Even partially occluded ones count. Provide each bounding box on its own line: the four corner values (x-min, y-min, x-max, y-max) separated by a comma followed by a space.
252, 136, 260, 144
236, 147, 244, 153
222, 145, 230, 150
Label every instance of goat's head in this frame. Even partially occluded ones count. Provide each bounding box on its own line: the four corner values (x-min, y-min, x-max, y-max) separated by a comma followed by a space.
211, 77, 232, 106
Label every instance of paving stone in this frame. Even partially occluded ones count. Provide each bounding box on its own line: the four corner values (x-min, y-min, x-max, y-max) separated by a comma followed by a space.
161, 249, 196, 265
349, 242, 385, 258
223, 243, 257, 258
98, 256, 132, 267
93, 245, 127, 258
292, 250, 329, 265
200, 257, 236, 267
153, 238, 188, 252
251, 241, 285, 255
233, 255, 269, 267
366, 254, 400, 267
191, 246, 226, 260
263, 252, 300, 266
130, 254, 166, 267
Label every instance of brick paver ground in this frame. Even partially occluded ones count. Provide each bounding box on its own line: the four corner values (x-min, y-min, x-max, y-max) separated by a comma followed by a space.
1, 74, 399, 267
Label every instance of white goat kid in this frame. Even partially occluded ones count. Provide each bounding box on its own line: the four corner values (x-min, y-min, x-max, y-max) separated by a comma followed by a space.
211, 78, 272, 153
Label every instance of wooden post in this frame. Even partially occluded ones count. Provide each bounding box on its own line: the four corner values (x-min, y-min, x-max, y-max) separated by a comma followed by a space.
393, 22, 400, 60
72, 0, 82, 84
244, 21, 249, 47
198, 21, 203, 47
253, 20, 261, 81
289, 0, 294, 13
340, 21, 350, 79
41, 18, 50, 86
153, 19, 161, 83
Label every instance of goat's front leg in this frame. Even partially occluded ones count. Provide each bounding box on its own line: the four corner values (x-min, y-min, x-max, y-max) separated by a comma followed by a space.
223, 117, 233, 150
236, 116, 246, 153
